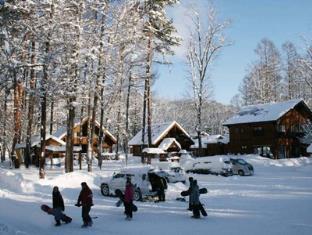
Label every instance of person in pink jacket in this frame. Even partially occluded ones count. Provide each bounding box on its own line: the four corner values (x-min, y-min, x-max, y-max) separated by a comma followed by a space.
124, 177, 134, 220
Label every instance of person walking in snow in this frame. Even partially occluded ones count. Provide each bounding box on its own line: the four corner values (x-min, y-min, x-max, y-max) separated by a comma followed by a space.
187, 177, 194, 210
52, 186, 65, 226
75, 182, 93, 227
190, 180, 200, 218
124, 177, 134, 220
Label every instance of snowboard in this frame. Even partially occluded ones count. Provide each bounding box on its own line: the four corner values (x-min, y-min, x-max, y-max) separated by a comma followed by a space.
115, 189, 138, 212
199, 203, 207, 217
41, 204, 72, 223
181, 187, 208, 197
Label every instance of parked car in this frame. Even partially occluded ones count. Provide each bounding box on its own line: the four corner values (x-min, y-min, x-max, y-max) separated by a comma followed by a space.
185, 157, 233, 176
156, 166, 186, 183
230, 158, 254, 176
100, 167, 167, 201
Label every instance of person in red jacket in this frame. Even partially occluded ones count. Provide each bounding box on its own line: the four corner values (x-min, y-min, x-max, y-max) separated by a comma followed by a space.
75, 182, 93, 227
124, 177, 134, 220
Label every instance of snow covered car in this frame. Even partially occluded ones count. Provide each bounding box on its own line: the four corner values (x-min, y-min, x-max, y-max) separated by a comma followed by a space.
156, 166, 186, 183
100, 167, 167, 201
185, 157, 233, 176
230, 158, 254, 176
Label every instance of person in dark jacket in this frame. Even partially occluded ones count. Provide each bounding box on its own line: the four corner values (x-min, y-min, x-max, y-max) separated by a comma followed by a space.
124, 177, 134, 220
52, 186, 65, 226
75, 182, 93, 227
190, 180, 200, 218
187, 177, 194, 210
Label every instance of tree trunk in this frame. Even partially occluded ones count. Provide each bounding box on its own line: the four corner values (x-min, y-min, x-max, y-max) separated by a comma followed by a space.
78, 106, 84, 170
11, 71, 23, 169
125, 73, 132, 165
50, 99, 54, 134
146, 34, 153, 147
1, 89, 8, 162
65, 98, 75, 173
25, 41, 36, 168
39, 63, 48, 179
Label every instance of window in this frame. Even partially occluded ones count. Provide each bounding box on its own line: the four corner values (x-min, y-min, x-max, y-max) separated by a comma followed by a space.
278, 125, 286, 133
253, 127, 264, 136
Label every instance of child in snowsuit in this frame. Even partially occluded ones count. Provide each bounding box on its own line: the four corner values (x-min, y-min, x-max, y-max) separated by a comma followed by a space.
75, 182, 93, 227
124, 177, 134, 220
52, 186, 65, 226
190, 180, 200, 218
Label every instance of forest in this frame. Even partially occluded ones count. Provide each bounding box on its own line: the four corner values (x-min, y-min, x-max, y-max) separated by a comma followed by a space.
1, 1, 312, 176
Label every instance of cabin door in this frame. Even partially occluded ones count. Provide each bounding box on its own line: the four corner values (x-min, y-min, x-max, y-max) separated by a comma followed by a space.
278, 145, 286, 159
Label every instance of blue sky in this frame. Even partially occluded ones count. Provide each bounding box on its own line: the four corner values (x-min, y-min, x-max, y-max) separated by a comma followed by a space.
154, 0, 312, 104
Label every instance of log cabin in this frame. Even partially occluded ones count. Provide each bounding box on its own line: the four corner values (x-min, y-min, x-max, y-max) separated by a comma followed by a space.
53, 117, 117, 155
223, 99, 312, 159
128, 121, 194, 162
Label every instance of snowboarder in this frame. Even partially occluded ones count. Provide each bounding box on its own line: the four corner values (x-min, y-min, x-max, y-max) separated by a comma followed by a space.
187, 177, 194, 210
52, 186, 65, 226
124, 177, 134, 220
75, 182, 93, 227
190, 180, 200, 218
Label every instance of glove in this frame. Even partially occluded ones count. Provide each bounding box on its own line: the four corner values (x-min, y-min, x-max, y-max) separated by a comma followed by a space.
75, 203, 81, 207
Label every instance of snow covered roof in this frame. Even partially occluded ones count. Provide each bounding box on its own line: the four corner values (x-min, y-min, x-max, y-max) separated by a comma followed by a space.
224, 99, 306, 126
128, 121, 191, 146
191, 134, 229, 148
158, 138, 181, 151
45, 145, 82, 152
15, 135, 65, 149
53, 117, 117, 143
142, 148, 166, 154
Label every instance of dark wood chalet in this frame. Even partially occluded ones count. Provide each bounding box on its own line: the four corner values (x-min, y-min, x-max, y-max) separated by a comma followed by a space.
223, 99, 312, 159
128, 121, 194, 160
53, 117, 117, 155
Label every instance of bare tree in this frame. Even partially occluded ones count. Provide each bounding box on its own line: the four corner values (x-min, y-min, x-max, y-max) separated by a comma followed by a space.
186, 5, 230, 155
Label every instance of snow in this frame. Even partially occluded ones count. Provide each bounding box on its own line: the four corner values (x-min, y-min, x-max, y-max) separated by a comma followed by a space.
307, 144, 312, 153
224, 99, 304, 125
191, 134, 229, 148
158, 138, 181, 151
128, 121, 191, 145
1, 155, 312, 235
15, 134, 65, 149
142, 148, 166, 154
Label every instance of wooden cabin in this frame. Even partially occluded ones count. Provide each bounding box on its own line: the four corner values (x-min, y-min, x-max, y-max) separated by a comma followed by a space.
53, 117, 117, 155
15, 134, 66, 166
191, 134, 229, 156
128, 121, 194, 162
223, 99, 312, 159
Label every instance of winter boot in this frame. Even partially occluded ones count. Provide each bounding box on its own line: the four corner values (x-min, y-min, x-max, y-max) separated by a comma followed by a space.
55, 220, 61, 226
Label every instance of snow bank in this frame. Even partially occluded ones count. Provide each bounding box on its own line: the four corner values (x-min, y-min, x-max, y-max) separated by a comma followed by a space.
0, 169, 35, 194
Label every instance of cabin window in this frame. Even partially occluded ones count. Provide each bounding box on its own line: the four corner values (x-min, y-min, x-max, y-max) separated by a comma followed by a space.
241, 146, 247, 151
290, 124, 301, 133
278, 125, 286, 133
254, 146, 273, 158
253, 127, 264, 136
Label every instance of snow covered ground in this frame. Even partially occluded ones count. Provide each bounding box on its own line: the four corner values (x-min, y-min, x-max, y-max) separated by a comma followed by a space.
1, 155, 312, 235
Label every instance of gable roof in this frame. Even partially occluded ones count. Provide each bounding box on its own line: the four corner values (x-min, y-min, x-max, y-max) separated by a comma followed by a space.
223, 99, 308, 126
53, 117, 117, 143
158, 138, 181, 151
128, 121, 191, 146
15, 134, 65, 149
191, 134, 229, 148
